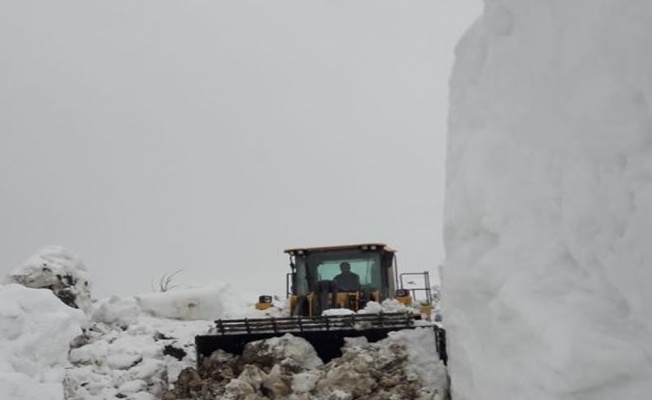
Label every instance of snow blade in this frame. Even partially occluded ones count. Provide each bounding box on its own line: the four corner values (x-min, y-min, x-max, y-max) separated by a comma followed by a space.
195, 312, 446, 365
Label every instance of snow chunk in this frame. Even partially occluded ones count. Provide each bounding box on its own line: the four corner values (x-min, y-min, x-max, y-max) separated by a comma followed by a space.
322, 308, 356, 317
91, 295, 141, 326
291, 370, 323, 394
386, 328, 449, 395
242, 333, 324, 372
358, 298, 415, 314
315, 328, 447, 399
117, 379, 147, 395
5, 246, 92, 312
135, 284, 251, 320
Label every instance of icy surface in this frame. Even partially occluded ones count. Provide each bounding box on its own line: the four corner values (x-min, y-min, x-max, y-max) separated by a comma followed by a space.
444, 1, 652, 399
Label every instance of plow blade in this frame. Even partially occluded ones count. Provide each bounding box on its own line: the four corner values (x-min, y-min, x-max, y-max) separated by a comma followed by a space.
195, 313, 446, 364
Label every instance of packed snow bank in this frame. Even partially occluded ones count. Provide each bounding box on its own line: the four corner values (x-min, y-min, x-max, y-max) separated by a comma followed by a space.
5, 246, 92, 311
0, 284, 85, 400
444, 2, 652, 399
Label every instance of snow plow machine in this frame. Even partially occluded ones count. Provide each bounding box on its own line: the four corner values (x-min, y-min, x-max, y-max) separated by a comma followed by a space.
195, 243, 446, 365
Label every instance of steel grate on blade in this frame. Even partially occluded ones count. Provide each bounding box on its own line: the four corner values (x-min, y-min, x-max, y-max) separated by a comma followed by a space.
214, 312, 414, 335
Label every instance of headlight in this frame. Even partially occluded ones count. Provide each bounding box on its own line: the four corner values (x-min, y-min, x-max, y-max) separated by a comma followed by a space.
258, 295, 273, 303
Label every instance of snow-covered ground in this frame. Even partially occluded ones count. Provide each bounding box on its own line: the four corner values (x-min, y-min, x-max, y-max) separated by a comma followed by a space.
0, 247, 447, 400
444, 1, 652, 399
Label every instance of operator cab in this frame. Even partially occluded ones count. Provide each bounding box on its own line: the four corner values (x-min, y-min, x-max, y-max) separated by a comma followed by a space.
284, 243, 398, 316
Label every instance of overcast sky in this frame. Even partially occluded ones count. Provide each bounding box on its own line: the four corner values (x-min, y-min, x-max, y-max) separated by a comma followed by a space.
1, 0, 481, 299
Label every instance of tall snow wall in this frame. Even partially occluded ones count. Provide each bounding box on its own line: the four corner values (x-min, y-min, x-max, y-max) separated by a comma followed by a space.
443, 2, 652, 399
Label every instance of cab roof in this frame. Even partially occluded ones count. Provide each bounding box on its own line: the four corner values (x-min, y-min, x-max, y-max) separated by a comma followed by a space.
284, 243, 396, 255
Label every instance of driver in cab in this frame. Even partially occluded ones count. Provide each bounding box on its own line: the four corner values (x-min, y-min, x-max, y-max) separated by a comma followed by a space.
333, 261, 361, 292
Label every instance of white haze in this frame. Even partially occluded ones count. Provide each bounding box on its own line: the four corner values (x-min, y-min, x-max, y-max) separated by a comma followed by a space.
0, 0, 481, 299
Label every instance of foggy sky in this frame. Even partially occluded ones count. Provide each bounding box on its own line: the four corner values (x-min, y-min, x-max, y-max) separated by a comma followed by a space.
0, 0, 481, 299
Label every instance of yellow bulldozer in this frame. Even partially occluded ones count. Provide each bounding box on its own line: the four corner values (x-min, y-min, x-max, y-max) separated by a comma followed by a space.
195, 243, 446, 364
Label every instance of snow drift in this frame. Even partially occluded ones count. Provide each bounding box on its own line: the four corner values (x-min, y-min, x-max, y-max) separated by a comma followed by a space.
444, 1, 652, 399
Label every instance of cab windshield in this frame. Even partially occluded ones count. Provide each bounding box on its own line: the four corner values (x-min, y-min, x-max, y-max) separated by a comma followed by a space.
293, 250, 381, 295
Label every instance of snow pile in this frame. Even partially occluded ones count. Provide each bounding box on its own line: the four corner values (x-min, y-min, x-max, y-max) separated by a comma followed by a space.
91, 295, 142, 327
65, 316, 213, 400
5, 245, 92, 311
323, 329, 447, 400
71, 296, 446, 400
65, 282, 268, 399
0, 284, 85, 400
0, 247, 263, 400
444, 1, 652, 399
358, 299, 412, 314
322, 298, 416, 317
135, 285, 256, 321
166, 329, 447, 400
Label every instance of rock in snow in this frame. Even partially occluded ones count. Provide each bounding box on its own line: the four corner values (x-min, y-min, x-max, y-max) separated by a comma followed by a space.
444, 1, 652, 399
